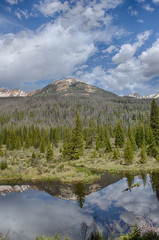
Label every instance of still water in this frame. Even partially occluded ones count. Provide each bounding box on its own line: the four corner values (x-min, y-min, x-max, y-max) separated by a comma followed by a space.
0, 172, 159, 239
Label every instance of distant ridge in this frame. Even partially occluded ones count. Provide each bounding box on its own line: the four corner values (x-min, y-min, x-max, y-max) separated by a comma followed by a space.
125, 91, 159, 99
0, 88, 37, 97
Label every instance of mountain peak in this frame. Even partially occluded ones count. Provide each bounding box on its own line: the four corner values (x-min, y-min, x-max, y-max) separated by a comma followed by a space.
52, 78, 83, 85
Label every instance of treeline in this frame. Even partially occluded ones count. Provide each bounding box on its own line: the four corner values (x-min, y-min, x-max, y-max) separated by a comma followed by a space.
0, 99, 159, 165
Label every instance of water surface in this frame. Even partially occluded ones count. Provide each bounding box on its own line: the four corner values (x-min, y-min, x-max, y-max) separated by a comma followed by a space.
0, 172, 159, 239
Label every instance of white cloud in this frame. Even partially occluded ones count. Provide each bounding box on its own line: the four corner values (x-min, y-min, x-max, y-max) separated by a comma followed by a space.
35, 0, 69, 17
152, 0, 159, 3
112, 44, 136, 63
112, 30, 152, 64
77, 32, 159, 95
130, 10, 138, 16
15, 8, 31, 19
139, 38, 159, 78
143, 4, 154, 12
102, 45, 118, 54
0, 22, 96, 90
137, 19, 144, 23
5, 0, 18, 4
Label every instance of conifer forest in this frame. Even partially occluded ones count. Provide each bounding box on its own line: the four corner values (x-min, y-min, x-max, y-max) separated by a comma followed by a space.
0, 92, 159, 182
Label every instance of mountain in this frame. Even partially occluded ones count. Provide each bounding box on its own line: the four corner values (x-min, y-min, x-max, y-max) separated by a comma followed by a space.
0, 88, 36, 97
34, 78, 119, 99
126, 91, 159, 99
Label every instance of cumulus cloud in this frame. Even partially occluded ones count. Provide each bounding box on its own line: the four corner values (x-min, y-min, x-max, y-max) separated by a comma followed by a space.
77, 31, 159, 95
140, 38, 159, 78
112, 44, 136, 63
0, 22, 96, 89
35, 0, 69, 17
0, 0, 127, 90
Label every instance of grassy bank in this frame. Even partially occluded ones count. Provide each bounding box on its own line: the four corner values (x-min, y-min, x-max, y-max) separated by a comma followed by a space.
0, 145, 159, 184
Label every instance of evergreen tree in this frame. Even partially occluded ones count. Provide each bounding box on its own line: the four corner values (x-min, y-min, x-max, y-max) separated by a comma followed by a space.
135, 124, 145, 148
69, 113, 84, 159
128, 125, 137, 151
25, 134, 31, 149
40, 138, 45, 153
105, 135, 112, 153
115, 120, 125, 148
15, 136, 21, 150
62, 130, 72, 159
150, 99, 159, 146
124, 138, 134, 165
140, 142, 147, 164
0, 135, 2, 149
46, 143, 54, 161
147, 134, 159, 159
113, 147, 120, 160
85, 118, 96, 148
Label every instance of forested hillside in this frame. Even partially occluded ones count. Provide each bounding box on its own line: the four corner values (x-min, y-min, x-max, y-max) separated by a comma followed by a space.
0, 79, 159, 182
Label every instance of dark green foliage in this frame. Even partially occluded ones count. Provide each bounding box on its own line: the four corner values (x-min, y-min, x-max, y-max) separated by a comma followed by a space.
63, 113, 84, 160
32, 151, 36, 159
127, 125, 137, 151
147, 139, 159, 159
115, 120, 125, 148
85, 118, 96, 148
40, 138, 45, 153
0, 135, 2, 149
113, 148, 120, 160
124, 138, 134, 165
105, 135, 112, 153
25, 134, 31, 149
119, 226, 159, 240
62, 130, 72, 159
140, 142, 147, 164
46, 143, 54, 161
135, 124, 145, 148
0, 160, 8, 170
150, 99, 159, 146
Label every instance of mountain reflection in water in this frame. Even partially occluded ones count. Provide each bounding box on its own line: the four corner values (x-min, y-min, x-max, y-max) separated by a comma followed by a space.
0, 172, 159, 240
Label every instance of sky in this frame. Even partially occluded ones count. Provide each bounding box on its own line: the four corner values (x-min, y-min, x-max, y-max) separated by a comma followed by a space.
0, 0, 159, 95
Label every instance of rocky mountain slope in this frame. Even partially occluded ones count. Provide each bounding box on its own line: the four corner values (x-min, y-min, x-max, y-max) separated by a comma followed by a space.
34, 78, 119, 99
1, 78, 159, 99
126, 92, 159, 99
0, 88, 37, 97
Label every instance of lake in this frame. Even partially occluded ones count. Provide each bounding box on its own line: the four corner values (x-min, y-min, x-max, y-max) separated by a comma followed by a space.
0, 172, 159, 239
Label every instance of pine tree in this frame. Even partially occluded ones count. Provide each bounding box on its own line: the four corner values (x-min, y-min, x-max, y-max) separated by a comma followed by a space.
124, 138, 134, 165
0, 135, 2, 149
150, 99, 159, 146
135, 124, 145, 148
46, 143, 54, 161
140, 142, 147, 164
113, 147, 120, 160
69, 113, 84, 159
25, 134, 31, 149
128, 125, 137, 151
85, 118, 96, 148
62, 130, 72, 159
147, 134, 159, 159
15, 136, 21, 150
105, 135, 112, 153
115, 120, 125, 148
40, 138, 45, 153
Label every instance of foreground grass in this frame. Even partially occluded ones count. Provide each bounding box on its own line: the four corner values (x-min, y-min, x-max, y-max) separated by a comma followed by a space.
0, 145, 159, 184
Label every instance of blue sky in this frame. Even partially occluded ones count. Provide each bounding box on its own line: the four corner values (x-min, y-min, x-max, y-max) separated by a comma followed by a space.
0, 0, 159, 95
